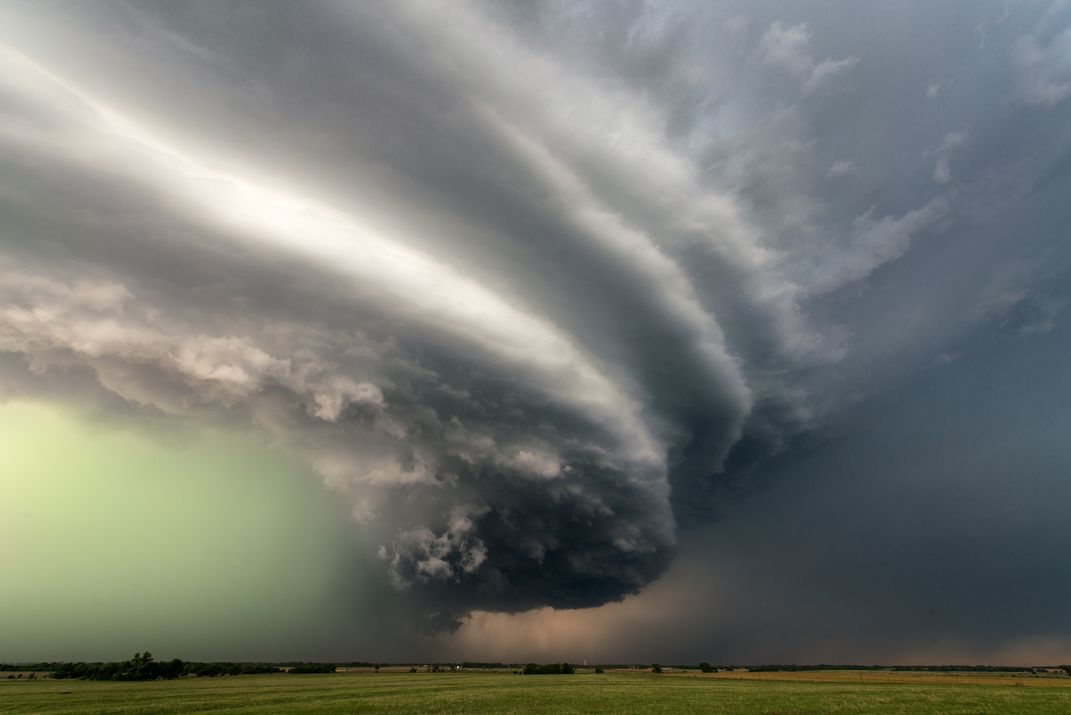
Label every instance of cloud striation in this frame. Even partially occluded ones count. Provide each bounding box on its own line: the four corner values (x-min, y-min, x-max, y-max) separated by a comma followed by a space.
2, 0, 1071, 636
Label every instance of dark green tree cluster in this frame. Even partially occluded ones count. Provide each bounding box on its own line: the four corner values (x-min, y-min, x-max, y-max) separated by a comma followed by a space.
522, 662, 575, 675
186, 662, 277, 677
651, 664, 663, 674
50, 653, 282, 680
52, 652, 185, 681
699, 662, 715, 673
286, 663, 337, 674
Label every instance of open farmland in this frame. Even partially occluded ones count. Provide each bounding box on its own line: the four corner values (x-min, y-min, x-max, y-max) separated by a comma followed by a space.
4, 670, 1071, 714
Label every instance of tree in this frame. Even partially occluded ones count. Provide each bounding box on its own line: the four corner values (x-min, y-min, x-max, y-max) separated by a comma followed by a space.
651, 664, 663, 674
594, 666, 605, 674
522, 662, 576, 675
163, 659, 184, 679
699, 662, 714, 673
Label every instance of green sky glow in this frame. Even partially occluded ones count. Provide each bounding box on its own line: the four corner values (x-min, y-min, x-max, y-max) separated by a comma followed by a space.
0, 401, 358, 662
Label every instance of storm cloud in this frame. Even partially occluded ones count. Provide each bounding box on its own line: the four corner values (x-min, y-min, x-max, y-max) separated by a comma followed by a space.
2, 0, 1071, 648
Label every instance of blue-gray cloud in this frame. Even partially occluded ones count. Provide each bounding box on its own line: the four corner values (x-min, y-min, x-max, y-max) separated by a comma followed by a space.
1, 0, 1070, 651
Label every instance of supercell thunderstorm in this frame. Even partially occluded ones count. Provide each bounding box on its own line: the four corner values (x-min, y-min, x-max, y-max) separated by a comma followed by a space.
2, 0, 1070, 629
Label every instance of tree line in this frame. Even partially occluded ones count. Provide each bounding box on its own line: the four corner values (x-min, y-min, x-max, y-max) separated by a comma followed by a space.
48, 653, 287, 680
7, 656, 1069, 680
1, 653, 337, 680
522, 662, 575, 674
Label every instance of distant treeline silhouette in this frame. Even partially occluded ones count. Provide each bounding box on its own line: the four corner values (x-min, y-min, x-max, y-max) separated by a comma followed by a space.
49, 653, 284, 680
5, 656, 1070, 680
286, 663, 337, 674
1, 652, 340, 680
522, 662, 575, 675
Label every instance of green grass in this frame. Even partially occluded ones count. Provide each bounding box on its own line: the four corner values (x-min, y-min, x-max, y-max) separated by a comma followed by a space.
4, 671, 1071, 714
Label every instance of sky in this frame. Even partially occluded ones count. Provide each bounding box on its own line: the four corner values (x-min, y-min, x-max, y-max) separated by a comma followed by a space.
1, 0, 1070, 665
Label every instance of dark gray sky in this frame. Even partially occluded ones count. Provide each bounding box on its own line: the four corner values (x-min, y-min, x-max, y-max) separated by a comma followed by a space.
1, 0, 1070, 663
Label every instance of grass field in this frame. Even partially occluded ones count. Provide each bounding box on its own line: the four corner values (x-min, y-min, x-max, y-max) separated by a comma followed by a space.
4, 670, 1071, 714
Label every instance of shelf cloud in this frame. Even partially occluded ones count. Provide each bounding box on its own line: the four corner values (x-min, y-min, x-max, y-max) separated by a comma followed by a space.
2, 0, 1071, 653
